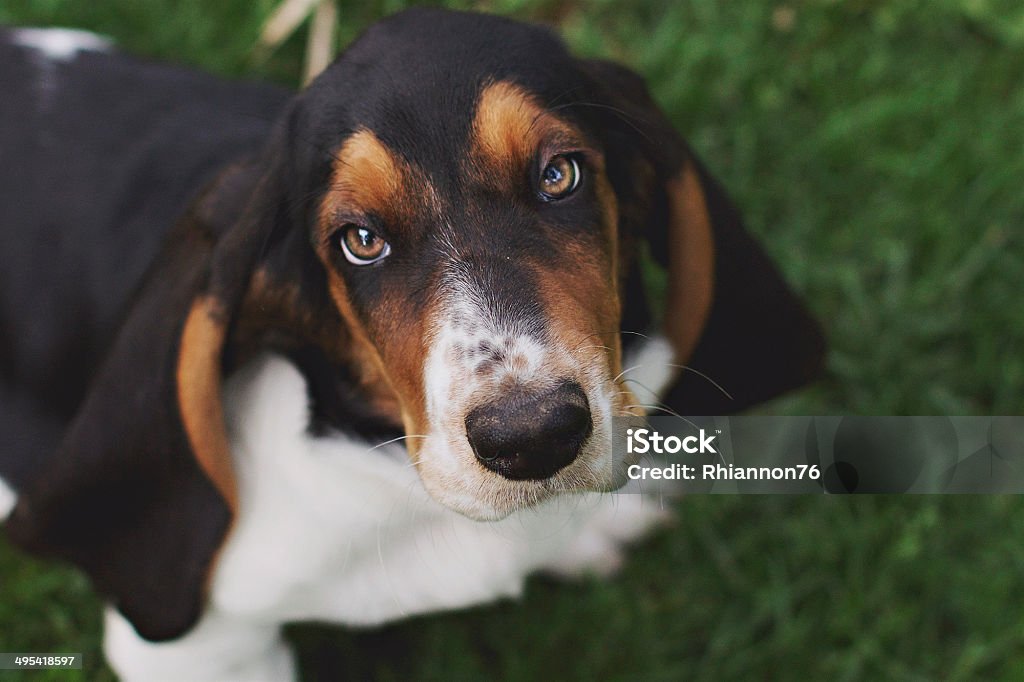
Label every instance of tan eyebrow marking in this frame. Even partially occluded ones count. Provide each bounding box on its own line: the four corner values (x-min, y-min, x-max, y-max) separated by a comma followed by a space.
474, 81, 548, 165
470, 80, 590, 188
319, 128, 408, 231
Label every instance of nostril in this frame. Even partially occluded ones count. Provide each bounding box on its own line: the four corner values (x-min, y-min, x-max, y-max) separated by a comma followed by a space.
465, 381, 592, 480
545, 398, 591, 437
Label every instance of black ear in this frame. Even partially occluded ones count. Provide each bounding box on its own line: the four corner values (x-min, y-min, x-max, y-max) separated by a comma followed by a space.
581, 60, 825, 414
6, 149, 281, 641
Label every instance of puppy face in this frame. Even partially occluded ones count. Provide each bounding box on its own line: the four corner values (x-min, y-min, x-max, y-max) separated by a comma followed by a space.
312, 78, 638, 519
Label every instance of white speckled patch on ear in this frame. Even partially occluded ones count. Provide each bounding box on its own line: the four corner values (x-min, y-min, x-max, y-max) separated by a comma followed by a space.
11, 27, 112, 62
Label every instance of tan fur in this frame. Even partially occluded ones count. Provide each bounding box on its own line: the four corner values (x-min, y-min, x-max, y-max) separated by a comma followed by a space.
663, 162, 716, 363
177, 296, 237, 511
320, 129, 405, 224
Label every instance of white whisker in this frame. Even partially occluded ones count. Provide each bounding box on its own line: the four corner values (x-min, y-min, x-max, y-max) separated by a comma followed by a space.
366, 433, 429, 452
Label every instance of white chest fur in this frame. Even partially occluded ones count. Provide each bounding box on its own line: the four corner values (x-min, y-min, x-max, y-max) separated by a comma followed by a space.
213, 354, 664, 623
106, 353, 671, 681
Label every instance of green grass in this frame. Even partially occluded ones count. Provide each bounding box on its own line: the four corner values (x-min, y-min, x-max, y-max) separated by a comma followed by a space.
2, 0, 1024, 679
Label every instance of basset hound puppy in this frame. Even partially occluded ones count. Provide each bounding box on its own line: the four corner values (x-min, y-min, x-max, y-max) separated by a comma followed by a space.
0, 9, 824, 680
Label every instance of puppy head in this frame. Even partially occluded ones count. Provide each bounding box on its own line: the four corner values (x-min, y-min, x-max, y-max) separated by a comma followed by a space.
9, 9, 823, 640
218, 9, 823, 516
247, 8, 823, 519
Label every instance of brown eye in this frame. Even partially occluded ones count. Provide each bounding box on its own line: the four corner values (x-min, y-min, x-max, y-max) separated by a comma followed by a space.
338, 224, 391, 265
538, 154, 581, 200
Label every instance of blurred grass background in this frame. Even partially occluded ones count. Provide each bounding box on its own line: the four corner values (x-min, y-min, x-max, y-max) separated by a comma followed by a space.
1, 0, 1023, 679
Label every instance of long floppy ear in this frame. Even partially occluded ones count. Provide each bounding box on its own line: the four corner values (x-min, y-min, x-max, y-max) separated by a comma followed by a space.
582, 60, 825, 414
6, 151, 281, 641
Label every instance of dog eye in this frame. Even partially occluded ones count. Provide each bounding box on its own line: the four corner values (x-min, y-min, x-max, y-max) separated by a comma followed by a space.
338, 225, 391, 265
538, 155, 581, 201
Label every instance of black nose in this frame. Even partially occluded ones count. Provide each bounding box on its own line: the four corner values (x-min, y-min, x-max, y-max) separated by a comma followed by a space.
464, 381, 592, 480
